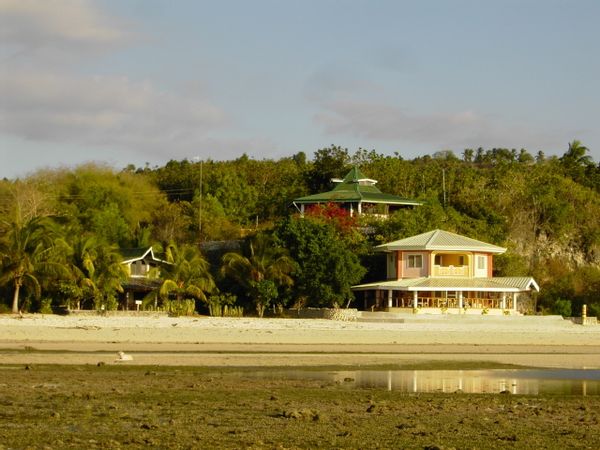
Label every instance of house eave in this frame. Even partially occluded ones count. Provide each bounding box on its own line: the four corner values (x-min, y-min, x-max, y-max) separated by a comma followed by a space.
352, 277, 539, 293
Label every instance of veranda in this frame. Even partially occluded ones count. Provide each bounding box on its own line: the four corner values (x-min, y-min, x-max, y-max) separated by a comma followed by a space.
361, 290, 520, 315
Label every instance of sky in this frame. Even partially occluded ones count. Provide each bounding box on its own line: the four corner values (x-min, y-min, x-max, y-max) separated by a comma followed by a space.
1, 0, 599, 179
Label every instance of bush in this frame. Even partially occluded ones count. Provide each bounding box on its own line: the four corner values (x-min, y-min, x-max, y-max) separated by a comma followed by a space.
207, 293, 242, 317
38, 298, 53, 314
164, 299, 195, 316
588, 303, 600, 318
552, 298, 572, 317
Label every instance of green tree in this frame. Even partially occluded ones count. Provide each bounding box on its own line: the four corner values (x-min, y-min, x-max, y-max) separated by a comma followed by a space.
221, 233, 294, 317
158, 244, 215, 310
0, 216, 64, 313
273, 217, 366, 308
560, 140, 593, 185
307, 145, 351, 193
561, 140, 591, 167
58, 235, 99, 310
90, 245, 129, 310
55, 235, 128, 310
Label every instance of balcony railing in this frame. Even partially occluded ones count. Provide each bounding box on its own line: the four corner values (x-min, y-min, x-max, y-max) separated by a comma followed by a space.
433, 265, 468, 277
387, 296, 513, 309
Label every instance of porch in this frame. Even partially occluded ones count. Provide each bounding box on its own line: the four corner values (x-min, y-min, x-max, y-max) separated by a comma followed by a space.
359, 289, 520, 315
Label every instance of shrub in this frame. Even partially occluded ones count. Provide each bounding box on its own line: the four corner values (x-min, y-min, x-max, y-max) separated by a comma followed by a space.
552, 298, 572, 317
164, 299, 195, 316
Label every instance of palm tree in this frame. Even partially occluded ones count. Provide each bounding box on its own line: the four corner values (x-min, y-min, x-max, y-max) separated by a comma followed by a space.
560, 140, 593, 184
58, 235, 99, 310
0, 216, 63, 313
157, 244, 215, 313
221, 233, 294, 317
59, 235, 127, 310
91, 244, 129, 310
561, 140, 592, 167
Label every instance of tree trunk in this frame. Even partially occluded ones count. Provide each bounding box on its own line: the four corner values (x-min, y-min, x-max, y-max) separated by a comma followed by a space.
12, 281, 21, 314
256, 301, 265, 318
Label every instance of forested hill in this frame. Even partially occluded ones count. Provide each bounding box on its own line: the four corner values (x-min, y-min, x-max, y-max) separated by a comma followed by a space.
1, 142, 599, 315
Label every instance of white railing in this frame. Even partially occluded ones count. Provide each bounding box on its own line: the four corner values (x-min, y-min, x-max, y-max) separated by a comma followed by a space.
434, 265, 468, 277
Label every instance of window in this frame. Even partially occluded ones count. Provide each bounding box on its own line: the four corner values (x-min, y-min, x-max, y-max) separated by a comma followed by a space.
477, 255, 487, 270
407, 254, 423, 268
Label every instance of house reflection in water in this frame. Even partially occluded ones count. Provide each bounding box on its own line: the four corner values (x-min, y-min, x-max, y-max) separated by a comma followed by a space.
330, 370, 600, 395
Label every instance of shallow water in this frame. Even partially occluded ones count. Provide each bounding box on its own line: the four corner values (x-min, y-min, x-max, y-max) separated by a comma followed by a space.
254, 369, 600, 395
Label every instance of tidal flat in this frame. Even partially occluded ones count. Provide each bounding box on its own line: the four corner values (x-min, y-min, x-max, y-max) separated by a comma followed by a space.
1, 365, 599, 449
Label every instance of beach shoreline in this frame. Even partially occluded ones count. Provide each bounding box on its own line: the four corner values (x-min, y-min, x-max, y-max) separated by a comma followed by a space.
1, 314, 599, 368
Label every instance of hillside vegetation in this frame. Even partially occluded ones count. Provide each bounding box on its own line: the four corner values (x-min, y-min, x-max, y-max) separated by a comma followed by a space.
1, 142, 599, 316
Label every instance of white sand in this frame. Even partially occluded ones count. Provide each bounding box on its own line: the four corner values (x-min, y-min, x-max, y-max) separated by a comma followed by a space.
1, 314, 599, 368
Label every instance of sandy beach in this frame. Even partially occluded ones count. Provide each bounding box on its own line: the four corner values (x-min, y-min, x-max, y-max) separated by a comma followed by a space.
1, 313, 599, 368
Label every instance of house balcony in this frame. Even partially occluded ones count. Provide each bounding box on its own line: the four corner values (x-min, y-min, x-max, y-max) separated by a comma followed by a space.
433, 265, 469, 277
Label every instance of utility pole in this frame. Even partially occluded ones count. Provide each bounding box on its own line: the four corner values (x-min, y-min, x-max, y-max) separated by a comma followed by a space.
199, 160, 203, 239
442, 168, 447, 208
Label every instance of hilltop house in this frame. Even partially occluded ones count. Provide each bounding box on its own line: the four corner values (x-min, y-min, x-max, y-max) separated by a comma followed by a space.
352, 230, 539, 315
292, 167, 421, 217
120, 247, 170, 309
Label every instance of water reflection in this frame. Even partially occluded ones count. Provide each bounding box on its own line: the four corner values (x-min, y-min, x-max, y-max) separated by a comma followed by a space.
342, 369, 600, 395
260, 369, 600, 395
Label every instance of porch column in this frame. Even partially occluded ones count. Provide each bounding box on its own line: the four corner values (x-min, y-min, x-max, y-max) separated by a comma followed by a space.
300, 203, 305, 216
349, 203, 354, 217
458, 291, 463, 310
358, 202, 362, 215
513, 293, 518, 312
501, 293, 506, 310
413, 291, 418, 308
387, 290, 393, 308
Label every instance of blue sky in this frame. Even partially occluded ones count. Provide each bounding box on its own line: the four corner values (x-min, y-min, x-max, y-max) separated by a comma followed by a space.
1, 0, 599, 179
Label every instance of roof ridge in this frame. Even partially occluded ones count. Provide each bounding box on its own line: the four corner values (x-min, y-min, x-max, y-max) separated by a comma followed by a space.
427, 229, 441, 246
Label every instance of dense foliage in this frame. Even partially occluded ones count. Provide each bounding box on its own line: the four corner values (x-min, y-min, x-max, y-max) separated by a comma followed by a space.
1, 142, 599, 316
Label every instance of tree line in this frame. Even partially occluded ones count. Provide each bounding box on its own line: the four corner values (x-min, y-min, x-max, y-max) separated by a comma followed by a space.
1, 141, 599, 317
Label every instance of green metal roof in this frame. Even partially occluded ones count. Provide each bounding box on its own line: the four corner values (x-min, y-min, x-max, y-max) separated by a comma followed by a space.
376, 230, 506, 253
293, 167, 422, 206
352, 276, 539, 293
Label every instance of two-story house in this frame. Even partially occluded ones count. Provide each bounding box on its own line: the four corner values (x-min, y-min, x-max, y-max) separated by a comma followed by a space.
352, 230, 539, 315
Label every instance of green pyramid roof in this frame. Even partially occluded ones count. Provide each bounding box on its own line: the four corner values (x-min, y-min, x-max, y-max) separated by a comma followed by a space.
293, 167, 421, 206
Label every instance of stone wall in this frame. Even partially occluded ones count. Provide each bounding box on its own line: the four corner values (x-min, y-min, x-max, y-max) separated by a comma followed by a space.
288, 308, 358, 321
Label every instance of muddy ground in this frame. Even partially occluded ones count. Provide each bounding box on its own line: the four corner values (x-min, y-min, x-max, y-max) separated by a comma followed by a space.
1, 364, 598, 449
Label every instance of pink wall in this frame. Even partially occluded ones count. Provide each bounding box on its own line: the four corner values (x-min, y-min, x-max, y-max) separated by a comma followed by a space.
399, 251, 430, 278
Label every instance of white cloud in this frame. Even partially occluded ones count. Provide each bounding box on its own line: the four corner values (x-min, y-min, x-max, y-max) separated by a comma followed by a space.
0, 0, 129, 52
0, 69, 228, 158
314, 99, 487, 143
312, 96, 562, 152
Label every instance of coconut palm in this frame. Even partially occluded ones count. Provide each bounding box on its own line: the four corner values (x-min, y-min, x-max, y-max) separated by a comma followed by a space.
221, 233, 294, 317
53, 234, 128, 311
562, 140, 592, 167
157, 244, 215, 312
0, 216, 64, 313
91, 244, 129, 310
560, 140, 593, 184
57, 234, 99, 310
